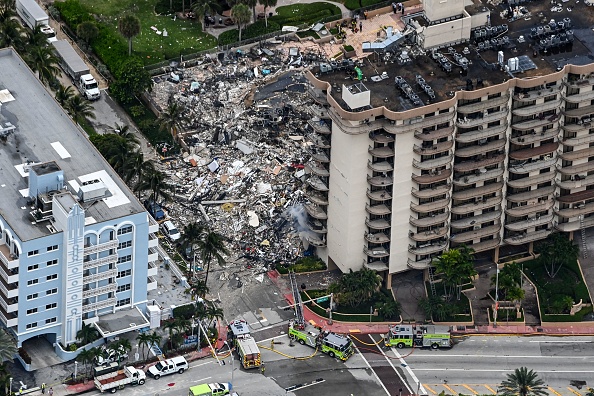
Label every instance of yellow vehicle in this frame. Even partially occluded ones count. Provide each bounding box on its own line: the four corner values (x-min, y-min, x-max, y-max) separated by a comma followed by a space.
188, 383, 232, 396
227, 319, 262, 369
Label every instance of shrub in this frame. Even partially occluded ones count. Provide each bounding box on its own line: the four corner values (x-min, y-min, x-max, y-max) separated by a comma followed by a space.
154, 0, 185, 14
18, 348, 32, 364
54, 0, 93, 29
343, 44, 354, 52
173, 304, 195, 320
277, 257, 327, 274
218, 20, 281, 46
344, 0, 388, 10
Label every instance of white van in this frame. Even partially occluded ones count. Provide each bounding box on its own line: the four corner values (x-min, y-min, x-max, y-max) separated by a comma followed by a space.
148, 356, 188, 379
161, 220, 181, 241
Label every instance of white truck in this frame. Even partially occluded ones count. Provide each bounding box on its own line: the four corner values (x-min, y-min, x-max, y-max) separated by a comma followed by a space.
15, 0, 56, 41
94, 366, 146, 393
51, 40, 101, 100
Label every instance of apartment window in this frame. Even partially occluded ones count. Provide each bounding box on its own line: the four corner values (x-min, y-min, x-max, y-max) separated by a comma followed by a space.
117, 255, 132, 264
47, 259, 58, 266
47, 245, 58, 252
118, 241, 132, 250
117, 226, 133, 235
27, 293, 38, 300
45, 317, 57, 324
27, 279, 39, 286
27, 250, 39, 257
46, 288, 58, 295
116, 298, 131, 307
117, 284, 131, 293
26, 308, 37, 315
27, 264, 39, 271
117, 269, 132, 278
26, 323, 38, 330
47, 274, 58, 281
46, 303, 57, 310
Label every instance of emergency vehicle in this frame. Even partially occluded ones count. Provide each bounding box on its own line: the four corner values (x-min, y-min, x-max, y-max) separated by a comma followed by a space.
288, 319, 354, 361
384, 324, 452, 349
227, 319, 262, 369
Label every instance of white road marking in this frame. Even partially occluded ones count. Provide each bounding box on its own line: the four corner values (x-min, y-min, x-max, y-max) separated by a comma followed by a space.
356, 344, 392, 396
368, 335, 413, 394
410, 354, 594, 358
390, 347, 427, 395
190, 361, 214, 369
416, 368, 594, 373
529, 340, 593, 343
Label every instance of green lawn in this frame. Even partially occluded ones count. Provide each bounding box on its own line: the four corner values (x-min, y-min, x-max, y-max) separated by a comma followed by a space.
269, 2, 342, 26
78, 0, 217, 63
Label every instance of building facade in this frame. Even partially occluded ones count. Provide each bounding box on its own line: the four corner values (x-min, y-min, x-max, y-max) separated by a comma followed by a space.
0, 48, 158, 349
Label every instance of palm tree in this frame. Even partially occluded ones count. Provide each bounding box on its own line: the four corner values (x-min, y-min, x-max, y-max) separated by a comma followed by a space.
76, 348, 95, 376
118, 15, 141, 56
162, 320, 178, 349
205, 301, 224, 328
76, 322, 99, 345
0, 18, 24, 49
148, 332, 162, 354
25, 25, 48, 47
174, 317, 191, 336
261, 0, 277, 28
158, 102, 187, 140
136, 332, 152, 361
56, 84, 75, 107
536, 233, 579, 279
128, 155, 155, 196
66, 95, 96, 125
77, 21, 99, 45
185, 280, 209, 300
242, 0, 257, 22
0, 329, 16, 362
108, 138, 134, 176
179, 221, 204, 274
112, 123, 139, 145
231, 3, 251, 42
196, 228, 229, 288
137, 167, 172, 204
26, 45, 60, 85
191, 0, 220, 28
0, 0, 15, 22
499, 367, 548, 396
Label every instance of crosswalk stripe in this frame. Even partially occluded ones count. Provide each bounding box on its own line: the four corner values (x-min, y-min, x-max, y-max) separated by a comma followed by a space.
443, 384, 457, 394
424, 384, 437, 395
461, 384, 479, 395
484, 385, 497, 394
567, 387, 583, 396
548, 387, 563, 396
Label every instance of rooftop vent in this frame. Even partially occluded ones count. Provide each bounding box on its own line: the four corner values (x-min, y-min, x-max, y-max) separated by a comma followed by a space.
78, 179, 108, 202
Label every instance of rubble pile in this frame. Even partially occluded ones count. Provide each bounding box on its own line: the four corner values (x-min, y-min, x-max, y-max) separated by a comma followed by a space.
149, 49, 327, 271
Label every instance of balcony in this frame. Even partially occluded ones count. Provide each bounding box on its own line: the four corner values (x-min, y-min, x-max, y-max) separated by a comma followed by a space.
454, 153, 505, 172
367, 175, 393, 187
0, 263, 18, 285
307, 219, 327, 233
456, 123, 508, 144
368, 160, 394, 172
0, 297, 17, 313
512, 117, 559, 131
413, 141, 453, 155
451, 195, 503, 215
409, 226, 448, 242
412, 154, 453, 170
452, 182, 504, 200
555, 202, 594, 218
148, 217, 159, 234
365, 232, 390, 243
503, 228, 553, 245
513, 85, 562, 101
510, 128, 559, 146
410, 212, 450, 227
456, 109, 508, 128
410, 195, 451, 213
457, 95, 510, 113
408, 241, 448, 255
509, 143, 559, 161
305, 162, 330, 177
366, 204, 391, 215
505, 213, 554, 231
508, 156, 557, 174
148, 261, 158, 277
368, 145, 394, 158
412, 169, 451, 184
512, 100, 561, 117
505, 200, 554, 217
450, 210, 501, 228
564, 90, 594, 103
560, 132, 594, 147
506, 186, 555, 203
557, 189, 594, 204
556, 174, 594, 190
453, 167, 504, 186
83, 269, 118, 284
148, 233, 159, 249
0, 276, 18, 299
450, 223, 501, 243
367, 189, 392, 201
82, 298, 117, 313
304, 203, 327, 220
557, 160, 594, 176
0, 245, 19, 271
412, 184, 451, 199
365, 218, 391, 230
305, 176, 329, 191
83, 254, 118, 270
308, 105, 329, 119
0, 306, 17, 328
147, 276, 158, 291
455, 139, 506, 158
565, 76, 594, 89
84, 240, 119, 255
307, 119, 331, 134
364, 246, 390, 258
148, 247, 158, 263
370, 132, 395, 144
83, 283, 117, 298
308, 148, 330, 163
407, 257, 432, 270
305, 234, 326, 247
559, 147, 594, 161
305, 189, 329, 205
555, 215, 594, 232
307, 134, 331, 149
364, 260, 389, 271
563, 104, 594, 118
461, 237, 500, 252
507, 172, 556, 189
414, 126, 455, 141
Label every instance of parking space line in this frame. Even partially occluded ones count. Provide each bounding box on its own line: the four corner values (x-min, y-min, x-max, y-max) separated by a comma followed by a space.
567, 387, 583, 396
462, 384, 479, 394
484, 385, 497, 394
549, 387, 563, 396
424, 384, 437, 395
443, 384, 457, 394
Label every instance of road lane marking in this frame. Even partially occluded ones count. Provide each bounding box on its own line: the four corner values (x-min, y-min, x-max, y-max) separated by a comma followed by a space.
484, 385, 497, 394
529, 340, 592, 343
356, 344, 391, 396
568, 387, 583, 396
369, 335, 413, 394
415, 369, 594, 373
390, 346, 427, 395
424, 384, 437, 395
190, 362, 214, 369
443, 384, 457, 394
548, 387, 563, 396
461, 384, 479, 394
410, 354, 594, 359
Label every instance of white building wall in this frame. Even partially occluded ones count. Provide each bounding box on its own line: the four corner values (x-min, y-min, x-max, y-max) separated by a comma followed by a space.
422, 16, 472, 49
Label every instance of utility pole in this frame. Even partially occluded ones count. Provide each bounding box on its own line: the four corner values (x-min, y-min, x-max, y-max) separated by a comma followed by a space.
494, 266, 500, 328
328, 293, 333, 325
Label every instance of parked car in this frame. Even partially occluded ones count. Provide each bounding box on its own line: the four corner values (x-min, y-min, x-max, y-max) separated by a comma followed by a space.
95, 346, 129, 365
144, 199, 165, 221
160, 220, 181, 241
148, 356, 188, 379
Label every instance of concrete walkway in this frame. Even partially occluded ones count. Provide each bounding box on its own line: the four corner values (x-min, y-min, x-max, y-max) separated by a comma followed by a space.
578, 227, 594, 304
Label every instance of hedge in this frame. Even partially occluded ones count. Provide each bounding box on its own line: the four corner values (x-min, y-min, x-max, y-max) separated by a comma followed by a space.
541, 305, 593, 323
218, 20, 281, 46
276, 257, 327, 274
343, 0, 389, 10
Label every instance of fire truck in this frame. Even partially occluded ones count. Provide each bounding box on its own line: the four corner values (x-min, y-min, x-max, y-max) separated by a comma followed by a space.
227, 320, 262, 369
384, 324, 452, 349
288, 320, 354, 361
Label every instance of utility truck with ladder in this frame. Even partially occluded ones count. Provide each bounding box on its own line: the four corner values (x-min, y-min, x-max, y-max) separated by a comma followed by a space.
286, 272, 354, 361
384, 324, 452, 350
227, 319, 262, 369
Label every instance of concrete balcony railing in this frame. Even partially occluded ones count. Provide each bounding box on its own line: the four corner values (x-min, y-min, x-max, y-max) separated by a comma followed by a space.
412, 169, 451, 185
308, 105, 330, 119
147, 276, 158, 291
413, 141, 453, 155
410, 195, 451, 213
364, 260, 389, 271
412, 154, 453, 170
305, 176, 329, 191
148, 247, 158, 263
512, 100, 561, 117
453, 167, 504, 187
0, 264, 18, 285
307, 219, 327, 234
305, 189, 329, 205
410, 212, 450, 228
409, 226, 449, 242
507, 172, 556, 189
82, 298, 117, 313
455, 139, 506, 158
461, 237, 500, 252
407, 258, 432, 270
83, 269, 117, 284
148, 233, 159, 249
505, 213, 554, 231
452, 182, 504, 201
565, 76, 594, 89
512, 117, 559, 131
563, 90, 594, 103
456, 108, 508, 128
368, 160, 394, 172
454, 153, 506, 172
366, 218, 391, 230
367, 189, 392, 201
510, 128, 560, 146
0, 307, 17, 328
368, 145, 394, 158
457, 95, 510, 113
506, 186, 555, 203
365, 232, 390, 243
558, 146, 594, 162
82, 283, 117, 298
307, 148, 330, 163
307, 119, 331, 134
557, 189, 594, 204
411, 184, 451, 199
508, 142, 559, 161
305, 234, 327, 247
304, 202, 328, 220
0, 297, 17, 313
560, 132, 594, 146
414, 126, 455, 141
370, 132, 395, 144
557, 160, 594, 176
305, 162, 330, 177
513, 85, 562, 101
83, 254, 118, 270
307, 133, 331, 148
555, 215, 594, 232
505, 200, 554, 217
508, 156, 557, 174
555, 202, 594, 218
563, 104, 594, 118
364, 246, 390, 258
455, 123, 508, 144
0, 276, 18, 299
148, 217, 159, 234
450, 210, 501, 229
503, 228, 553, 245
0, 244, 19, 270
367, 175, 393, 187
366, 204, 391, 216
451, 195, 503, 215
408, 241, 448, 255
450, 223, 501, 243
148, 261, 158, 277
556, 174, 594, 190
84, 240, 119, 255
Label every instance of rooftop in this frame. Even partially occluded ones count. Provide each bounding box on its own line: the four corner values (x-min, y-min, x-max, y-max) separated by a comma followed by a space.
0, 49, 144, 241
312, 0, 594, 113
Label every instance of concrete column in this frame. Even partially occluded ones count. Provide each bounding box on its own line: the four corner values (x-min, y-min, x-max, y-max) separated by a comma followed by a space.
385, 271, 392, 289
493, 246, 500, 263
528, 242, 534, 255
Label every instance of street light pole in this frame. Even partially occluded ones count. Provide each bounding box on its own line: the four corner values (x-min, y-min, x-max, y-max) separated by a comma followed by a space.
494, 266, 500, 328
328, 293, 333, 325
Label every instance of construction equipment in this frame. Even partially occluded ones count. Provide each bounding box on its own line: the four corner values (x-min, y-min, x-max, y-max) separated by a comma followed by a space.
384, 324, 452, 349
227, 319, 262, 369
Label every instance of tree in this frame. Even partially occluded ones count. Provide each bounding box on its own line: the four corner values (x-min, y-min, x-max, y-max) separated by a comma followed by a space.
148, 332, 162, 356
179, 221, 205, 274
377, 300, 401, 320
0, 18, 24, 49
585, 388, 594, 396
491, 262, 523, 302
230, 3, 251, 42
185, 280, 209, 300
242, 0, 257, 23
76, 348, 95, 376
418, 295, 454, 321
499, 367, 548, 396
158, 102, 187, 140
535, 233, 579, 279
431, 245, 476, 301
205, 301, 224, 328
0, 330, 16, 363
118, 14, 141, 56
56, 84, 75, 107
162, 320, 178, 349
66, 94, 96, 125
260, 0, 277, 28
128, 154, 155, 196
109, 57, 153, 104
136, 332, 152, 361
25, 25, 48, 47
0, 0, 15, 22
196, 228, 229, 287
327, 268, 381, 307
136, 167, 172, 204
77, 21, 99, 44
191, 0, 220, 28
76, 322, 99, 345
112, 123, 139, 146
26, 45, 60, 85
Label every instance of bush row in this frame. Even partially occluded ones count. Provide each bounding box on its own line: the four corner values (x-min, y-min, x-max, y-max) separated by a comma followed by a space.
276, 257, 327, 274
218, 20, 281, 46
270, 9, 336, 26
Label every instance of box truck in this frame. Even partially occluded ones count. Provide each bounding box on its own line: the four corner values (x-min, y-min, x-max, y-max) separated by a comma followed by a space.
51, 40, 101, 100
15, 0, 55, 40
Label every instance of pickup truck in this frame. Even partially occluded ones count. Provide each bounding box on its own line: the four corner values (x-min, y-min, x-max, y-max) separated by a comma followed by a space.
94, 366, 145, 393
